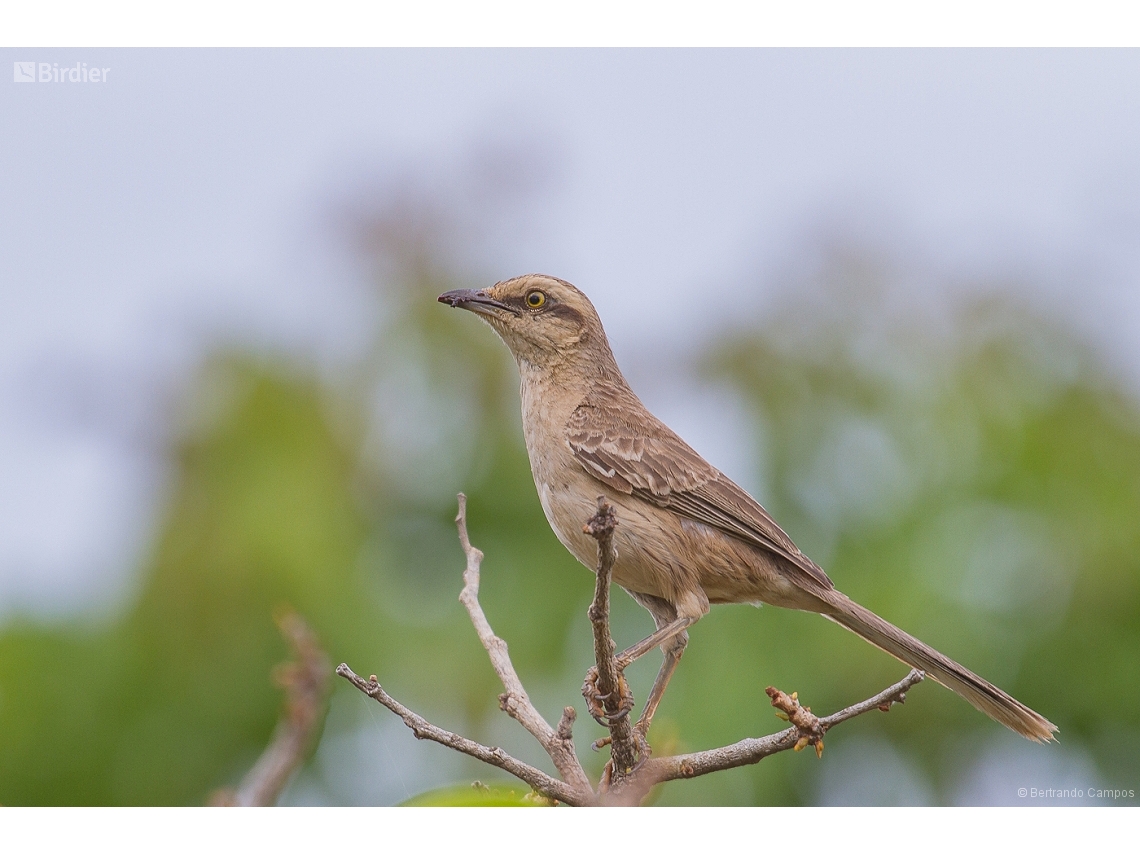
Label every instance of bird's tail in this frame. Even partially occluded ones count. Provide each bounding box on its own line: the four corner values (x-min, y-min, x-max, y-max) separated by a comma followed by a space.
821, 591, 1057, 742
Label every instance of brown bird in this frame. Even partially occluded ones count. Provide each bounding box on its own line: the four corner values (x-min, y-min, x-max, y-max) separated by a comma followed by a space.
439, 274, 1057, 743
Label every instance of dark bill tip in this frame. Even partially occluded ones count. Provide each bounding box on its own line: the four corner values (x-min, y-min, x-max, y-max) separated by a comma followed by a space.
437, 289, 518, 315
438, 289, 478, 307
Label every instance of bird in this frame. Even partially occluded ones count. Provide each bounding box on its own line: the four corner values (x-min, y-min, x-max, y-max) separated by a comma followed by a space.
438, 273, 1057, 743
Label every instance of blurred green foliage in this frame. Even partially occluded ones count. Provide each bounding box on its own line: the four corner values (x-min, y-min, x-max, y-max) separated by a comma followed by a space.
1, 219, 1137, 805
400, 783, 546, 806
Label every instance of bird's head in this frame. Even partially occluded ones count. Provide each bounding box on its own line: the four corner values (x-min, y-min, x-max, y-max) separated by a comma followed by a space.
438, 274, 613, 372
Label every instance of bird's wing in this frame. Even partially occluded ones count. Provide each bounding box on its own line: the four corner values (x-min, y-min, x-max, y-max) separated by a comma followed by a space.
566, 395, 834, 595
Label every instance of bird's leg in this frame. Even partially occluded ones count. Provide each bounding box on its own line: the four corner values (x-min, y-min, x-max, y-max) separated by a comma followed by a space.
582, 616, 695, 728
634, 627, 689, 739
614, 616, 695, 670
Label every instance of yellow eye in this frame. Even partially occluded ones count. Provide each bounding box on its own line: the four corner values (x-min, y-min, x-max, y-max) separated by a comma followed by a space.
526, 290, 547, 308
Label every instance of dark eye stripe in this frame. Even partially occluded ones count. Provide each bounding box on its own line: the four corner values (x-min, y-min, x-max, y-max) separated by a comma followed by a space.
546, 303, 583, 324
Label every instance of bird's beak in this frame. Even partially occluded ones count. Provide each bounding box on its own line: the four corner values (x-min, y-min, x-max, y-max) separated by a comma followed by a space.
437, 289, 519, 317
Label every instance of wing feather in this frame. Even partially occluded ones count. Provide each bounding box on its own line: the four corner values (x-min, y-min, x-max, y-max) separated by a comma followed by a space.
566, 391, 833, 595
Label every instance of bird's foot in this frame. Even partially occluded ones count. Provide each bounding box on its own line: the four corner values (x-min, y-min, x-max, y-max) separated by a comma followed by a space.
582, 665, 635, 727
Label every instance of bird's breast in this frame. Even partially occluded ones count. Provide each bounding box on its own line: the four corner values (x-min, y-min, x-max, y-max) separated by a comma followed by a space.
517, 372, 707, 612
536, 478, 599, 567
534, 468, 707, 611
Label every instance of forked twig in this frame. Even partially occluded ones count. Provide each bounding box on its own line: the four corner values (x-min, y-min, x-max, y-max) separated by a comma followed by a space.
452, 493, 591, 792
337, 495, 927, 805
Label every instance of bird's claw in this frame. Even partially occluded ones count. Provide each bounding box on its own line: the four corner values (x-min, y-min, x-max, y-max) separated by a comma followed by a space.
582, 665, 635, 727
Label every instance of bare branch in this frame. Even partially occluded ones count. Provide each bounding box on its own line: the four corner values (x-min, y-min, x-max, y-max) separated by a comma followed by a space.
607, 668, 926, 804
214, 610, 331, 806
336, 663, 587, 806
335, 494, 928, 807
818, 668, 925, 729
453, 493, 591, 793
582, 497, 639, 781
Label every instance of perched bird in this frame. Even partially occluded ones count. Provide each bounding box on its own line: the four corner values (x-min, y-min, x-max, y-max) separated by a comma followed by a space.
439, 274, 1057, 742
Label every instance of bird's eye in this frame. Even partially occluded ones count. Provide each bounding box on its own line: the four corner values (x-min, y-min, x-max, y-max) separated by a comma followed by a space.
526, 290, 547, 308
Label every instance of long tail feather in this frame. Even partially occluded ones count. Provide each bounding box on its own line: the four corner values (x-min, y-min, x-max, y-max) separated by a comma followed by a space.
822, 592, 1057, 742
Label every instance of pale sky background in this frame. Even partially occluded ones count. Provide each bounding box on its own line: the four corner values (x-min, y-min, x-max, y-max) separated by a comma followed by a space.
2, 48, 1139, 628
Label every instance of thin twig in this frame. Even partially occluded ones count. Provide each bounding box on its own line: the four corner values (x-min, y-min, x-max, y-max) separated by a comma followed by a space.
582, 497, 639, 783
214, 610, 331, 806
607, 668, 926, 805
336, 663, 587, 806
453, 494, 591, 794
818, 668, 924, 728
